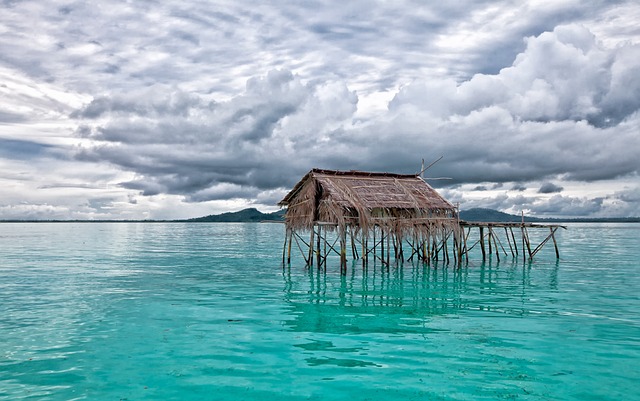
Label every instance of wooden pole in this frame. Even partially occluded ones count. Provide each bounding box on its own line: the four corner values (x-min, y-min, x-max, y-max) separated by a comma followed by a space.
504, 227, 515, 257
282, 227, 288, 266
380, 230, 385, 265
308, 227, 315, 267
316, 225, 322, 268
509, 227, 518, 256
487, 226, 493, 257
287, 228, 293, 265
362, 229, 367, 268
480, 226, 486, 261
551, 226, 560, 259
322, 226, 328, 270
340, 226, 347, 272
463, 227, 470, 264
443, 227, 449, 264
386, 230, 390, 267
490, 227, 500, 262
524, 227, 533, 259
350, 226, 358, 260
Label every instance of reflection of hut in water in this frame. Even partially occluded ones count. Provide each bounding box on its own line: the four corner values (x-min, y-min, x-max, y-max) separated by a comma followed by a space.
279, 169, 461, 269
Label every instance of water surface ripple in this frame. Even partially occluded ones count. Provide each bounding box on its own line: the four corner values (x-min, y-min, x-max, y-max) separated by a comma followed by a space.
1, 223, 638, 400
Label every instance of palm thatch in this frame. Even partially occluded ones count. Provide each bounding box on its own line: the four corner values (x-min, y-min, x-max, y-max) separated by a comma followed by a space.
278, 169, 459, 237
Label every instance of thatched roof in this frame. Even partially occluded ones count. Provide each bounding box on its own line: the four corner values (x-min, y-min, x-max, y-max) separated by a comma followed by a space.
279, 169, 454, 210
279, 169, 457, 230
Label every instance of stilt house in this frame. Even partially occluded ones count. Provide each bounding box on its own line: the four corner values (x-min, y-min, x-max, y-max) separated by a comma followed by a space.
278, 169, 461, 268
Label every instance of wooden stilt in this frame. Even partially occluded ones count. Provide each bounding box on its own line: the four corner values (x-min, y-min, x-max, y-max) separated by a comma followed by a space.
287, 228, 293, 265
387, 232, 393, 268
340, 226, 347, 272
282, 228, 288, 266
521, 225, 526, 263
362, 230, 367, 268
487, 227, 493, 257
480, 227, 486, 261
316, 225, 322, 268
380, 230, 385, 265
551, 227, 560, 259
523, 227, 533, 259
443, 227, 449, 264
509, 227, 518, 256
504, 227, 515, 258
308, 227, 315, 267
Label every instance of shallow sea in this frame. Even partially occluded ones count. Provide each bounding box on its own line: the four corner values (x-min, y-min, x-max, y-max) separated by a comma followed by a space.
0, 222, 638, 400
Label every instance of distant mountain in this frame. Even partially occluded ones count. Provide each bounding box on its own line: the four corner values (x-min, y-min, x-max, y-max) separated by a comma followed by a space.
181, 207, 639, 223
459, 208, 640, 223
183, 208, 284, 222
459, 208, 541, 223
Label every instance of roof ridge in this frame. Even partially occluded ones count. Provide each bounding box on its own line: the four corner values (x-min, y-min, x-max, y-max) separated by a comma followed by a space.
311, 168, 418, 179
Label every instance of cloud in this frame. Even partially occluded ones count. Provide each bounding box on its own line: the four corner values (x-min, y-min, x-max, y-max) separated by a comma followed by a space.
2, 1, 640, 219
538, 182, 564, 194
74, 70, 358, 201
69, 24, 640, 217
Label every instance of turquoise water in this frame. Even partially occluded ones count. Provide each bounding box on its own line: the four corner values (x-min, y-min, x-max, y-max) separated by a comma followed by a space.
1, 222, 639, 400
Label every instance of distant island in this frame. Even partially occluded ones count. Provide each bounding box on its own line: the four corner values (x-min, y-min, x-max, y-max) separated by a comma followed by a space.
1, 207, 638, 223
180, 208, 285, 222
181, 207, 640, 223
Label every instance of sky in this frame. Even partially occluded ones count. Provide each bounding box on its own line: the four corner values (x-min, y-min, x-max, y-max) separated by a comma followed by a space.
1, 0, 640, 220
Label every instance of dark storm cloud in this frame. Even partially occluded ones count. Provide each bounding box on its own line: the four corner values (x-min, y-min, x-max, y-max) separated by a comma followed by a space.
74, 70, 358, 200
538, 182, 564, 194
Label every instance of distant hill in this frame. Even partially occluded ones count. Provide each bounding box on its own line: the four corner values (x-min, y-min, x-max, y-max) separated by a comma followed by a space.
183, 208, 284, 222
459, 208, 640, 223
459, 208, 541, 223
3, 207, 637, 223
181, 207, 639, 223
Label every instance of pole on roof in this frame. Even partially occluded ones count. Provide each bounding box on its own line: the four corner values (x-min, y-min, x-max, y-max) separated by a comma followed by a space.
418, 156, 443, 177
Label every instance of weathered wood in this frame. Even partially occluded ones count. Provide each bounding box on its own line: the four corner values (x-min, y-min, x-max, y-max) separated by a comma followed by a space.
551, 227, 560, 258
287, 228, 293, 265
480, 227, 486, 261
509, 227, 518, 256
